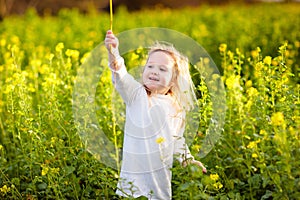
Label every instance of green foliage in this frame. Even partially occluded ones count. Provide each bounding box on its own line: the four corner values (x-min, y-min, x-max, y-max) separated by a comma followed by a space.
0, 3, 299, 199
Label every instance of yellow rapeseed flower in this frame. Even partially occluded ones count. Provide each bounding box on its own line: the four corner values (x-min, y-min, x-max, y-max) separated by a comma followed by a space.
225, 75, 241, 90
55, 42, 64, 52
11, 35, 20, 44
259, 130, 267, 135
0, 185, 11, 194
46, 53, 55, 61
263, 56, 272, 65
51, 167, 60, 174
65, 49, 80, 59
0, 39, 6, 47
213, 182, 223, 190
247, 87, 259, 97
247, 141, 256, 149
210, 174, 219, 181
227, 50, 234, 60
212, 73, 221, 81
80, 52, 90, 64
0, 144, 3, 151
191, 144, 201, 152
252, 153, 258, 158
30, 59, 42, 67
245, 80, 252, 88
247, 139, 260, 149
156, 136, 165, 144
251, 47, 261, 58
219, 44, 227, 53
41, 164, 49, 176
271, 112, 285, 126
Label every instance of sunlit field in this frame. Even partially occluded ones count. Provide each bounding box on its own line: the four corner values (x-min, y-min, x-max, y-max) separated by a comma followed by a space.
0, 3, 299, 199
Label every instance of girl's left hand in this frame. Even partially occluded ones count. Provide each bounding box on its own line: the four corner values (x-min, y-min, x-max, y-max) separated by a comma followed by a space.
191, 160, 207, 174
183, 159, 207, 174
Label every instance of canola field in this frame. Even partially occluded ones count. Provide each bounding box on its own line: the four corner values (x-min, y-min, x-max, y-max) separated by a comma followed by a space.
0, 3, 299, 199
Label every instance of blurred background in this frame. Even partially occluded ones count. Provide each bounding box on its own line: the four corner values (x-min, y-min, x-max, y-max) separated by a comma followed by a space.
1, 0, 299, 19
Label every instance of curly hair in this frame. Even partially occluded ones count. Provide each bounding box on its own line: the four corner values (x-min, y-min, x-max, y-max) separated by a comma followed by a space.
145, 41, 197, 111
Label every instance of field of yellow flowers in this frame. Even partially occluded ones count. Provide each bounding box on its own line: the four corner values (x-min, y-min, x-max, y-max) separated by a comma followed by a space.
0, 3, 299, 199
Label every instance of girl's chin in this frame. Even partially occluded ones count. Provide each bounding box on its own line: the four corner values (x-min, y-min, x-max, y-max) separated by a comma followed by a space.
145, 85, 158, 91
144, 84, 167, 94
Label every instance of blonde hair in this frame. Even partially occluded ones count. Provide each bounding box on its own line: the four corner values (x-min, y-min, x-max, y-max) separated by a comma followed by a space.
146, 41, 197, 111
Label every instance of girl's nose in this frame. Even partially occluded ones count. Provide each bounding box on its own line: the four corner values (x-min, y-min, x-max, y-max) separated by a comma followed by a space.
151, 67, 159, 75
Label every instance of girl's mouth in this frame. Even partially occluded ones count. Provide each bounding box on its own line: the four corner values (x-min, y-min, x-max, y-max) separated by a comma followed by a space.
149, 76, 159, 81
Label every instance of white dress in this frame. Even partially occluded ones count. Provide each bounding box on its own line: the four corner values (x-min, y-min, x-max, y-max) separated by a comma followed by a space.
112, 60, 193, 200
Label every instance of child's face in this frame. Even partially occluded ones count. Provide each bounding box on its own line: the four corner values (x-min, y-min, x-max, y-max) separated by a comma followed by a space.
142, 51, 175, 95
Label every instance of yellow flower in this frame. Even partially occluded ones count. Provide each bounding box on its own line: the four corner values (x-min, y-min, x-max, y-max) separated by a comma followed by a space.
11, 44, 20, 54
252, 153, 258, 158
51, 167, 60, 174
156, 136, 165, 144
80, 52, 90, 64
247, 141, 256, 149
263, 56, 272, 65
0, 144, 3, 151
226, 75, 241, 90
210, 174, 219, 181
251, 47, 261, 58
41, 164, 49, 176
0, 39, 6, 47
245, 80, 252, 88
247, 139, 261, 149
191, 144, 201, 152
259, 130, 267, 135
227, 50, 234, 59
271, 112, 285, 126
30, 59, 42, 67
0, 185, 11, 194
11, 35, 20, 44
55, 42, 64, 52
213, 182, 223, 189
65, 49, 80, 59
212, 73, 221, 81
247, 87, 259, 97
219, 43, 227, 53
46, 53, 55, 61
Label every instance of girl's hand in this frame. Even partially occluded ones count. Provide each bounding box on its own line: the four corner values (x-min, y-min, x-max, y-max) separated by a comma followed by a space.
191, 160, 207, 174
105, 30, 120, 60
105, 30, 118, 48
183, 159, 207, 174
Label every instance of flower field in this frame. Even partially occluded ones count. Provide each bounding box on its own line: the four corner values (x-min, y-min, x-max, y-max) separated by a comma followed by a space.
0, 3, 299, 199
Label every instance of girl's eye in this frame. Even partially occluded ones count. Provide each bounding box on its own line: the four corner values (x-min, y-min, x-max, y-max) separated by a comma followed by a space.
160, 68, 166, 72
147, 65, 153, 68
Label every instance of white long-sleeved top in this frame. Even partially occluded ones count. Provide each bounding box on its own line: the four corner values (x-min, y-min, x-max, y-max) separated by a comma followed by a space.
112, 58, 194, 200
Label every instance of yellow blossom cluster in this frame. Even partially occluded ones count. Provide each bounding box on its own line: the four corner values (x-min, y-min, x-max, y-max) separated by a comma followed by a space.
0, 185, 10, 195
271, 112, 285, 126
210, 173, 219, 181
41, 164, 60, 176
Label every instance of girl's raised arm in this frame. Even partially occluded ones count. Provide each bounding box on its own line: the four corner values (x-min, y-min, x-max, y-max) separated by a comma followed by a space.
105, 30, 123, 71
104, 30, 144, 105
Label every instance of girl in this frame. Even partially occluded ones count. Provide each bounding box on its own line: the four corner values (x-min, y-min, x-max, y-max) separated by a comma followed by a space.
105, 30, 206, 199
